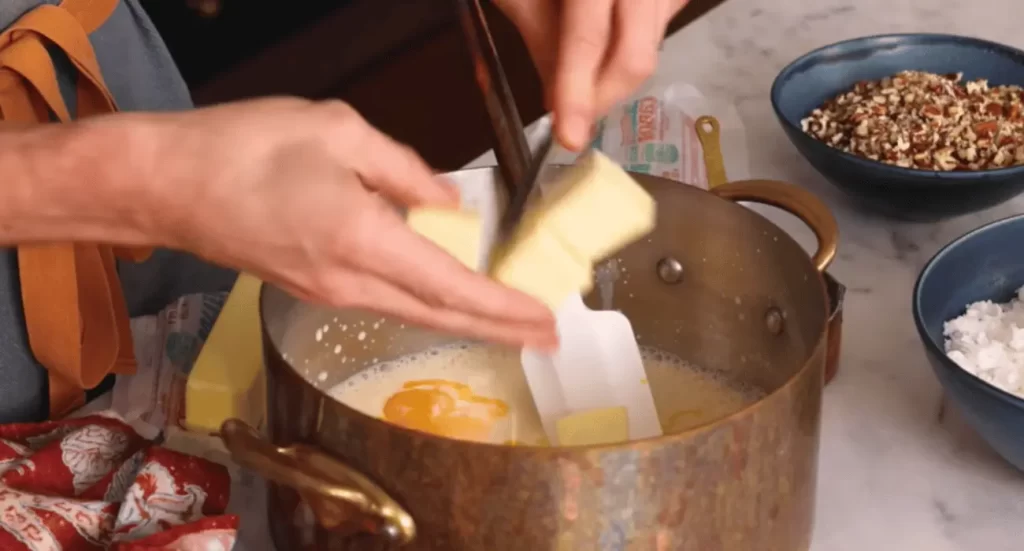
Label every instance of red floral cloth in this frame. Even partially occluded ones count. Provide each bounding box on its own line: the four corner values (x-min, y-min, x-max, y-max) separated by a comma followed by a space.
0, 414, 238, 550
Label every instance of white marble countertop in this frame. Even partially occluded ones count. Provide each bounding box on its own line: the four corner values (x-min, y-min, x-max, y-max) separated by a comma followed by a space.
467, 0, 1024, 549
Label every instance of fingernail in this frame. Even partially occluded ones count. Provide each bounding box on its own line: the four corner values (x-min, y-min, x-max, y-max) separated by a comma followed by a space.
560, 114, 589, 151
437, 176, 461, 204
533, 332, 560, 352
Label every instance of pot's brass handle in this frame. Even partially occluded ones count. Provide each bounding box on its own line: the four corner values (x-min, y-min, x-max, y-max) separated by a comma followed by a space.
220, 419, 416, 545
695, 116, 728, 189
710, 179, 838, 272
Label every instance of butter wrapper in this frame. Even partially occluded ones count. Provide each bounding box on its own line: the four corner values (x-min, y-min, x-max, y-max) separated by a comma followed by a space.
111, 292, 228, 440
525, 80, 749, 188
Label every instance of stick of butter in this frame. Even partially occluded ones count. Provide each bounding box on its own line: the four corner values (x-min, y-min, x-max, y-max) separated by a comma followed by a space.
407, 207, 483, 271
408, 208, 594, 309
406, 151, 655, 310
488, 226, 593, 309
537, 151, 656, 262
556, 406, 630, 446
184, 273, 266, 434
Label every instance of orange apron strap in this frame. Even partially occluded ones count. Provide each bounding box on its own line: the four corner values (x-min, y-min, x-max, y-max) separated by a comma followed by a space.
0, 0, 143, 419
74, 244, 120, 382
100, 246, 138, 372
0, 40, 68, 121
18, 245, 87, 418
24, 244, 129, 419
0, 71, 48, 123
13, 4, 117, 114
58, 0, 120, 35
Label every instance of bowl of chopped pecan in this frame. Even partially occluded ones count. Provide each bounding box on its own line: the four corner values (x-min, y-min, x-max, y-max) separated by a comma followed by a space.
772, 34, 1024, 219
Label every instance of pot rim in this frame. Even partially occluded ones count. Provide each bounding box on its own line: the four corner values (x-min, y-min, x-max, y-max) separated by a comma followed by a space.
262, 170, 832, 453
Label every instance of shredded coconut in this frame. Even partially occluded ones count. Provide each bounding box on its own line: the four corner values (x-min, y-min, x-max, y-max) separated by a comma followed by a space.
943, 287, 1024, 398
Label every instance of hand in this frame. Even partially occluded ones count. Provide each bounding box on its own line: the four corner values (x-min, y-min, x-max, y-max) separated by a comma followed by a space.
494, 0, 688, 150
130, 98, 557, 349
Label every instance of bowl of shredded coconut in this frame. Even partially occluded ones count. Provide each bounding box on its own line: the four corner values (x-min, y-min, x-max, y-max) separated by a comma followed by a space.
944, 292, 1024, 397
914, 214, 1024, 471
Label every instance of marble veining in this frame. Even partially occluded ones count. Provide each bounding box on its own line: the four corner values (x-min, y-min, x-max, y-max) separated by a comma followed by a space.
658, 0, 1024, 549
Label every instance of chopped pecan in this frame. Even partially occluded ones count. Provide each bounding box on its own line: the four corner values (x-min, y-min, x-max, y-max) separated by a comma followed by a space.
985, 103, 1004, 116
800, 70, 1024, 171
974, 121, 998, 138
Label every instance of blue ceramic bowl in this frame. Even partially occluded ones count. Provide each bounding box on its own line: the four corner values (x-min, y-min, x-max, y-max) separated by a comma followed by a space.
913, 215, 1024, 471
772, 34, 1024, 220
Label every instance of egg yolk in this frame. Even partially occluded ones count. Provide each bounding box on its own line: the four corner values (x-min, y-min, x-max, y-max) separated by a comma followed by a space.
382, 379, 509, 441
663, 408, 703, 433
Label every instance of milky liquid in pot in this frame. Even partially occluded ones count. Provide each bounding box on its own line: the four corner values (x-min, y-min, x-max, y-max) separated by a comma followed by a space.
327, 343, 764, 446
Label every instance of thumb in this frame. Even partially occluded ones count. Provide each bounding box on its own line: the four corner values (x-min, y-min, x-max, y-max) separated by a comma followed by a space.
554, 0, 615, 150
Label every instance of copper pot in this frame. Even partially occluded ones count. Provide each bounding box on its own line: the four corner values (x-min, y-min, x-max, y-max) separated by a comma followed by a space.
223, 172, 837, 551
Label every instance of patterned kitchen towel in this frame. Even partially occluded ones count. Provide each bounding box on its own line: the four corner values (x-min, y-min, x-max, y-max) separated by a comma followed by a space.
0, 414, 237, 550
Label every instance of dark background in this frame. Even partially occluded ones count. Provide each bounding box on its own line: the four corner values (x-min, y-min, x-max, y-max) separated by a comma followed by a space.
141, 0, 728, 170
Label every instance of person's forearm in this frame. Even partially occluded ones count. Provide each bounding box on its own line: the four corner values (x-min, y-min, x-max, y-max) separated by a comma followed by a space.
0, 118, 165, 247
